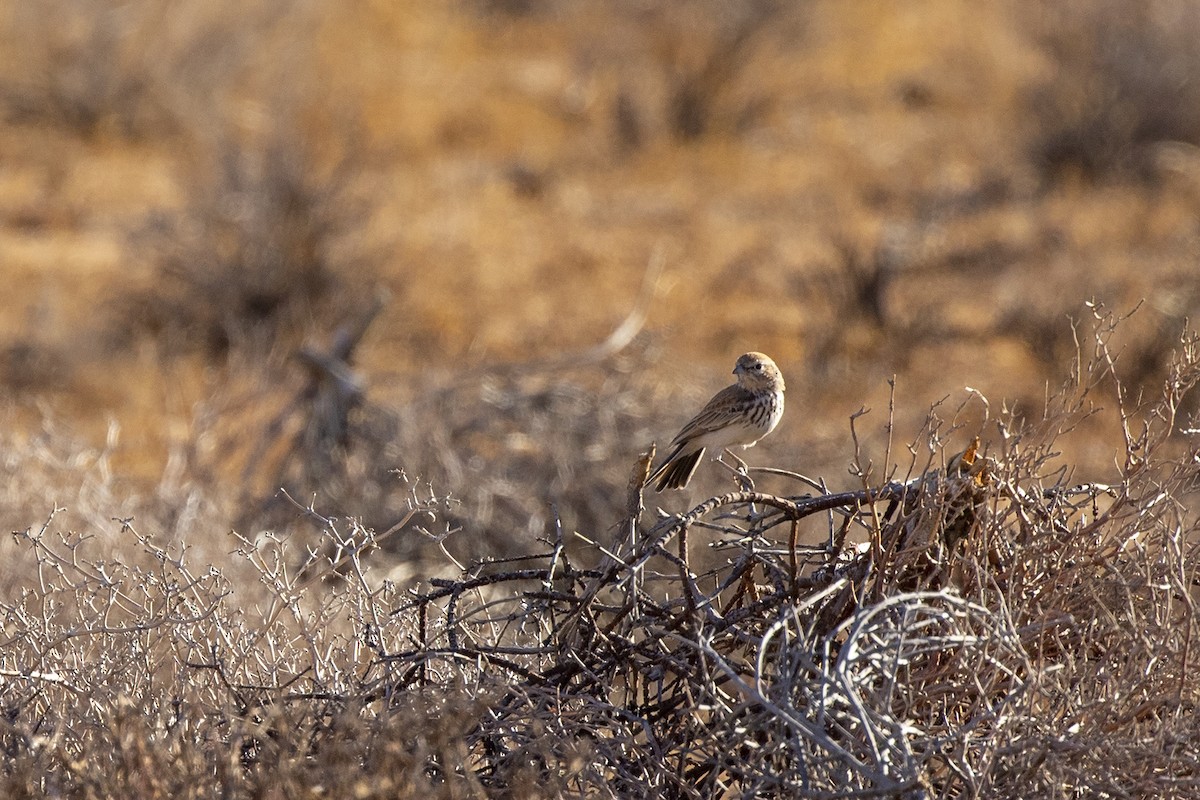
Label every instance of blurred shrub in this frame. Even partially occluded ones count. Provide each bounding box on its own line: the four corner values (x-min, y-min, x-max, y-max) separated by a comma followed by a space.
0, 0, 311, 139
120, 117, 385, 358
655, 0, 794, 141
227, 353, 663, 566
489, 0, 808, 150
0, 339, 71, 393
386, 365, 659, 558
1026, 0, 1200, 181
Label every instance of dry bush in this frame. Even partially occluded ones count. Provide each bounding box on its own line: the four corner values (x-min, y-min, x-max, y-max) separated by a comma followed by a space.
0, 340, 72, 394
118, 112, 385, 359
0, 418, 134, 570
0, 412, 225, 580
180, 288, 665, 567
29, 1, 389, 362
0, 0, 310, 139
382, 360, 662, 561
1024, 0, 1200, 182
5, 306, 1200, 798
221, 346, 665, 569
527, 0, 809, 151
184, 260, 668, 563
652, 0, 798, 142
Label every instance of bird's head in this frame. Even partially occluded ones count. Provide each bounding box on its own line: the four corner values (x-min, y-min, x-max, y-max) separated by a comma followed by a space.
733, 352, 785, 391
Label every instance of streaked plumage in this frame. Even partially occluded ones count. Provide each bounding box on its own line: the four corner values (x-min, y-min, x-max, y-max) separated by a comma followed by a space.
648, 352, 785, 491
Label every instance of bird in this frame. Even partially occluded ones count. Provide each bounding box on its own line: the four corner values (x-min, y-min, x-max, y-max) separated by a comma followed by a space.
647, 352, 785, 491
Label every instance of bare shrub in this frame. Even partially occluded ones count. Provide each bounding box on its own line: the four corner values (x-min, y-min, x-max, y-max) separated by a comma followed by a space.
0, 0, 312, 139
219, 275, 666, 565
658, 0, 794, 141
219, 351, 664, 569
0, 339, 72, 393
384, 364, 661, 559
1024, 0, 1200, 181
533, 0, 809, 151
821, 227, 911, 332
0, 412, 225, 575
119, 112, 385, 359
4, 306, 1200, 797
370, 306, 1200, 796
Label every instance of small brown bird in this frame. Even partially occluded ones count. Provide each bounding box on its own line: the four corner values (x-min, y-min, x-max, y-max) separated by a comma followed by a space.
648, 352, 786, 491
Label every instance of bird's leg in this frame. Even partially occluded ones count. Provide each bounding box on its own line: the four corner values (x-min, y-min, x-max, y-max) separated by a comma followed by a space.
717, 448, 754, 492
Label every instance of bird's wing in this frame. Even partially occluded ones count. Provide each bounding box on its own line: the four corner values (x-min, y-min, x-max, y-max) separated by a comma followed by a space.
668, 384, 747, 447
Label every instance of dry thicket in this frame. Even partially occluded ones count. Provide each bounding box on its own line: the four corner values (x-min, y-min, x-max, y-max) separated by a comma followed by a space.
3, 307, 1200, 798
6, 1, 1200, 798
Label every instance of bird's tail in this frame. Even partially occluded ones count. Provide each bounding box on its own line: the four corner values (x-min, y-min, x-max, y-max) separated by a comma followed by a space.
648, 447, 706, 491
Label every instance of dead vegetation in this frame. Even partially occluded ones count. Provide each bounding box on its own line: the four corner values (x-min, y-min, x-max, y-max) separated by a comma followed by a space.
0, 0, 312, 140
4, 308, 1200, 798
117, 112, 385, 359
6, 2, 1200, 797
1027, 0, 1200, 182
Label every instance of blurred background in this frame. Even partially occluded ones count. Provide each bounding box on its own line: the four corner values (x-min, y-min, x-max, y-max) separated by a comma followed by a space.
2, 0, 1199, 572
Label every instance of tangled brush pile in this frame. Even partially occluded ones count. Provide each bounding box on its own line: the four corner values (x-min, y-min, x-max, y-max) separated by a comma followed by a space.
4, 308, 1200, 799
